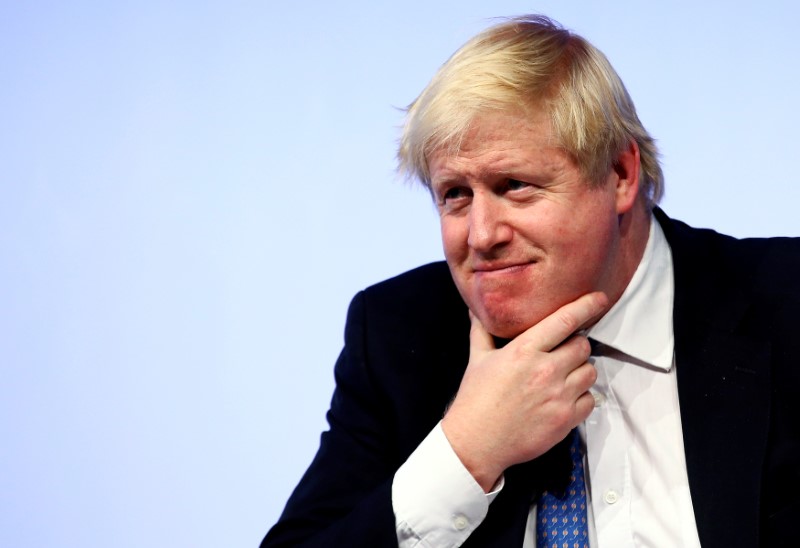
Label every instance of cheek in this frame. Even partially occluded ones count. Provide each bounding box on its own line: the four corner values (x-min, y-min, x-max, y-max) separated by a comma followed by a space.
559, 219, 617, 281
440, 219, 467, 262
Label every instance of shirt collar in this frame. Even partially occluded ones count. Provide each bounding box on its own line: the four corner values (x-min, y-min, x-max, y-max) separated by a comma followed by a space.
587, 215, 675, 371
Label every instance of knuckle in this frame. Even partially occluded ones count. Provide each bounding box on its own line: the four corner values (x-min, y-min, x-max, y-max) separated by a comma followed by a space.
511, 339, 531, 358
576, 392, 596, 419
533, 359, 558, 383
579, 336, 592, 356
513, 339, 544, 364
586, 363, 598, 384
566, 335, 591, 359
557, 309, 579, 332
552, 407, 574, 430
469, 323, 482, 340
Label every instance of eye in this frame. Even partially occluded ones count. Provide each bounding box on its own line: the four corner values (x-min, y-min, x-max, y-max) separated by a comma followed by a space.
506, 179, 530, 191
439, 186, 472, 205
444, 187, 465, 200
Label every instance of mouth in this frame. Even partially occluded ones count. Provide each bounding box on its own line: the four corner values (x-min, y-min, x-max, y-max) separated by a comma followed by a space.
472, 261, 534, 275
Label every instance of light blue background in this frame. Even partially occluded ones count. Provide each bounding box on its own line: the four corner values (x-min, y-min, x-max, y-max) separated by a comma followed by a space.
2, 1, 798, 546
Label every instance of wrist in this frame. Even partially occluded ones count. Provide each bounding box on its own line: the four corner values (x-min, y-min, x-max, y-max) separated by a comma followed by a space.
441, 416, 505, 492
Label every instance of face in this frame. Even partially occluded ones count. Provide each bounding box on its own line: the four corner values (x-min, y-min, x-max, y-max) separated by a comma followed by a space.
429, 111, 636, 338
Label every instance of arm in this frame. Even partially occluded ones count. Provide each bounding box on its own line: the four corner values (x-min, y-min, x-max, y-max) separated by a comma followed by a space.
393, 423, 501, 547
261, 276, 607, 546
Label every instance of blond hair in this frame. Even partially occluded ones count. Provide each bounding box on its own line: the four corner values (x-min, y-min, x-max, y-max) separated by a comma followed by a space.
398, 15, 663, 204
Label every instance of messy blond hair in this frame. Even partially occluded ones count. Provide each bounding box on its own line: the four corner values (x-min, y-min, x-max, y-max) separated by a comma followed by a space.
398, 15, 663, 204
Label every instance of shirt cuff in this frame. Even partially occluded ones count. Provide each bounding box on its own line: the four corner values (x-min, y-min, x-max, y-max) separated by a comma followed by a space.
392, 422, 503, 547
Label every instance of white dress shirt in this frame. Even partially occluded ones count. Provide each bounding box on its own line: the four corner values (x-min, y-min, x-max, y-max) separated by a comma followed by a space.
393, 217, 702, 547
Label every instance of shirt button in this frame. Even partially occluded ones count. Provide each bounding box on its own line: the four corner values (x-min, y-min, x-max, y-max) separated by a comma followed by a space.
604, 490, 619, 504
453, 514, 469, 530
592, 391, 606, 407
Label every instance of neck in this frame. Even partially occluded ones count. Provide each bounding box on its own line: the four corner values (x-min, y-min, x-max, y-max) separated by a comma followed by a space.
605, 197, 652, 309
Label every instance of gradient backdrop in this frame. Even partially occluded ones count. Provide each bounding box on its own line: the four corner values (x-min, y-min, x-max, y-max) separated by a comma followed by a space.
2, 1, 798, 546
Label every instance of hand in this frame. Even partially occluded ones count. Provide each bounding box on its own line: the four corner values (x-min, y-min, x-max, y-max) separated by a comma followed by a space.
441, 292, 608, 491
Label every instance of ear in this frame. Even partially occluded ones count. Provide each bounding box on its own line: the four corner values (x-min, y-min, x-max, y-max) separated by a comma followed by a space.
612, 140, 641, 215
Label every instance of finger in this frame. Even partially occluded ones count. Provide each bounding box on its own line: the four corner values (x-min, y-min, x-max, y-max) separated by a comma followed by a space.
469, 310, 495, 357
574, 390, 597, 423
564, 360, 597, 397
520, 292, 608, 352
554, 334, 592, 363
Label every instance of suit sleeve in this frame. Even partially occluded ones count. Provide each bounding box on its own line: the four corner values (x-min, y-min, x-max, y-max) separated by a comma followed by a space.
260, 291, 401, 548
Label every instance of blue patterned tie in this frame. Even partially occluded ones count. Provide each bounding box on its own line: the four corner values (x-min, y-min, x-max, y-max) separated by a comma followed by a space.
535, 429, 588, 548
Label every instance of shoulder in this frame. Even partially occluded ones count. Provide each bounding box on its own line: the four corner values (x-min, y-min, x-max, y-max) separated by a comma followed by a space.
656, 209, 800, 297
341, 261, 468, 362
355, 261, 468, 332
340, 263, 470, 455
363, 261, 460, 303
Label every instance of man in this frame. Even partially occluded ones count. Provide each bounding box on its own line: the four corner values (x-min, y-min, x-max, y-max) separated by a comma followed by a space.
262, 15, 799, 547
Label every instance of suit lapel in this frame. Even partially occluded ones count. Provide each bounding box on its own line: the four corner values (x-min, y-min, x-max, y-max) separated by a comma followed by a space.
658, 209, 771, 547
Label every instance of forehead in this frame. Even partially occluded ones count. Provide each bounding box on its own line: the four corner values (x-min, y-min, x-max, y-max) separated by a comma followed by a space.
428, 110, 565, 182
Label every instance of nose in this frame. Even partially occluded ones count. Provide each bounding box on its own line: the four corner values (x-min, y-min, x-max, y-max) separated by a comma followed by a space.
467, 192, 513, 252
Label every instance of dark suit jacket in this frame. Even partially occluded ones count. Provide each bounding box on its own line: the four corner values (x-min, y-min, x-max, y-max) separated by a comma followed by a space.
262, 210, 800, 547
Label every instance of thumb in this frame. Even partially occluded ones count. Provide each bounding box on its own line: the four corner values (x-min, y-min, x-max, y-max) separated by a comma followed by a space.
469, 310, 495, 357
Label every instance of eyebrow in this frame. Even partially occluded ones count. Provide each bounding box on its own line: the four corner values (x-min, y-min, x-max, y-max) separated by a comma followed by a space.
430, 173, 462, 189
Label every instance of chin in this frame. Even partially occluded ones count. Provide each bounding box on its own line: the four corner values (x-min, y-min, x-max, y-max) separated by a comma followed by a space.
487, 324, 526, 340
475, 293, 568, 339
478, 308, 540, 340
